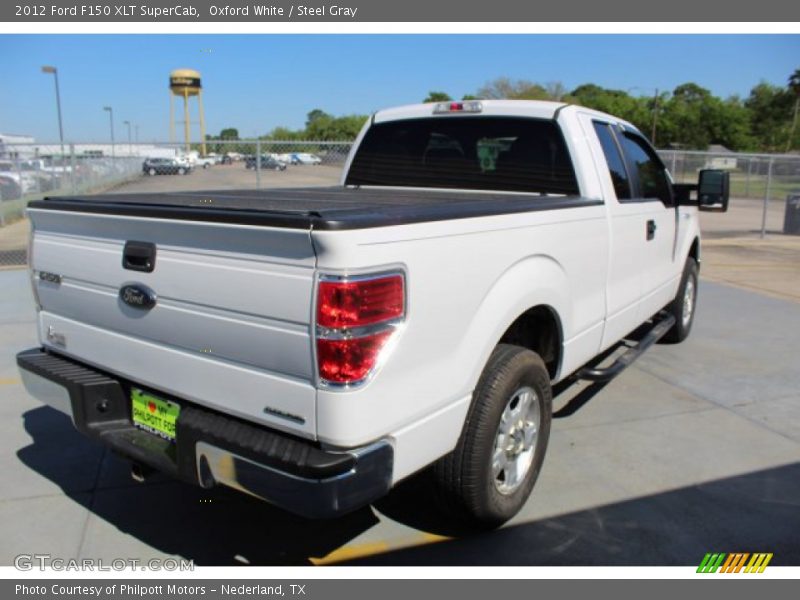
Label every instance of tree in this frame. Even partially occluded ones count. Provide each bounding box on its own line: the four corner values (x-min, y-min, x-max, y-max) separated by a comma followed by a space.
787, 68, 800, 151
570, 84, 651, 136
545, 81, 569, 101
205, 127, 240, 153
423, 91, 452, 103
219, 127, 239, 140
461, 94, 480, 101
305, 113, 368, 140
746, 82, 794, 151
305, 109, 329, 129
477, 77, 550, 100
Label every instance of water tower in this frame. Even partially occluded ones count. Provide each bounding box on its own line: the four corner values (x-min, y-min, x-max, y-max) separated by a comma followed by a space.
169, 68, 207, 155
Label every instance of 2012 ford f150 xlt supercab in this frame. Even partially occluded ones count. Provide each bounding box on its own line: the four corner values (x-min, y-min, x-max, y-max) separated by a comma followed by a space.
17, 100, 729, 526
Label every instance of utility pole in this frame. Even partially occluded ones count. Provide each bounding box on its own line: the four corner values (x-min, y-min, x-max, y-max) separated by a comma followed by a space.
123, 120, 132, 156
103, 106, 115, 159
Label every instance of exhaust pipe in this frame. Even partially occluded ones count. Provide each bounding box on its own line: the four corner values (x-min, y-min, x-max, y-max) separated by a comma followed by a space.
130, 462, 154, 483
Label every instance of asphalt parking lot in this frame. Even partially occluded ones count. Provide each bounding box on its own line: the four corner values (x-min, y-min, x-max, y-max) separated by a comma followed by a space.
0, 165, 799, 566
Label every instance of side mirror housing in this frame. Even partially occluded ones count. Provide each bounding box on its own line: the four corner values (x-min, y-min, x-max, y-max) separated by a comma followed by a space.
698, 169, 729, 212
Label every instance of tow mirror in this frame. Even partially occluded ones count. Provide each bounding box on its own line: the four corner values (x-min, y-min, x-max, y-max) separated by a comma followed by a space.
698, 169, 729, 212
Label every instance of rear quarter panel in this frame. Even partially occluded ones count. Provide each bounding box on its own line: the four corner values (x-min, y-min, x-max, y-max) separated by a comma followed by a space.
312, 203, 608, 480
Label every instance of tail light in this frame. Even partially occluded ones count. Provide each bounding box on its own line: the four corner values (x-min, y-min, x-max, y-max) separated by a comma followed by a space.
316, 272, 405, 386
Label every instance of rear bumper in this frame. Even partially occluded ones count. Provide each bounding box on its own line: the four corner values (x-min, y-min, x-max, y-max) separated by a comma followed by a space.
16, 347, 393, 518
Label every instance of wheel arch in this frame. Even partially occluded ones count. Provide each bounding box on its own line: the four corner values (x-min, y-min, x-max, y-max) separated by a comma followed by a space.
459, 254, 571, 391
689, 236, 700, 268
498, 304, 563, 380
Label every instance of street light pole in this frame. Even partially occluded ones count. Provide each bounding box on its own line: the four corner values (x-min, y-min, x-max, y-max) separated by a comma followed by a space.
41, 66, 65, 158
103, 106, 115, 159
123, 120, 132, 156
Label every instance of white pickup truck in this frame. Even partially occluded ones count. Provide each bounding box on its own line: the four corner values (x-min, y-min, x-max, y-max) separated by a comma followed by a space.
17, 100, 728, 526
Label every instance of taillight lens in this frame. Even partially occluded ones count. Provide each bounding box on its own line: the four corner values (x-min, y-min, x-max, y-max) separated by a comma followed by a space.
317, 275, 404, 329
317, 331, 394, 384
315, 272, 405, 386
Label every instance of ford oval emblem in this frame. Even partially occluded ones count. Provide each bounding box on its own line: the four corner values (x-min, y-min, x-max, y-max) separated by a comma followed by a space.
119, 284, 157, 310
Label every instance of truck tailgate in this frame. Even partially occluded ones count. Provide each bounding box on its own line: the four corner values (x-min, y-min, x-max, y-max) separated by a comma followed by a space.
27, 207, 318, 439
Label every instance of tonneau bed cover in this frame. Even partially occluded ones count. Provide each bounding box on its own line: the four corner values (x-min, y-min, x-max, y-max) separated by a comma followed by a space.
28, 187, 596, 230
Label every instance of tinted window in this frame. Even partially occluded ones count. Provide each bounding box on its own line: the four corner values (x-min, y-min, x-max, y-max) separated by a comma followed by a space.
618, 133, 672, 206
592, 122, 631, 200
346, 117, 579, 195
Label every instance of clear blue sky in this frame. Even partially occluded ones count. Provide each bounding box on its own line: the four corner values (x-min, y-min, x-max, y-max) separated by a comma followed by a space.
1, 34, 798, 143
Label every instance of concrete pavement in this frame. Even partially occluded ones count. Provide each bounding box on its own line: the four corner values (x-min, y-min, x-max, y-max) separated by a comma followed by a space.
1, 270, 798, 565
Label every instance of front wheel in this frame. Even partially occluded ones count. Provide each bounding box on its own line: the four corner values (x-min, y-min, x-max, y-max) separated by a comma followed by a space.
662, 256, 698, 344
148, 168, 156, 176
433, 344, 552, 528
177, 167, 186, 175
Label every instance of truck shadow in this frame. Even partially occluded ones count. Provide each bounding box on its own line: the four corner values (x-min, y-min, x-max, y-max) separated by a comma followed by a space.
17, 406, 800, 566
368, 461, 800, 565
17, 406, 379, 566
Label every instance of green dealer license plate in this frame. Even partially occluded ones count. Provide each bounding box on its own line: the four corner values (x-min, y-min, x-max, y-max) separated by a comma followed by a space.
131, 388, 180, 441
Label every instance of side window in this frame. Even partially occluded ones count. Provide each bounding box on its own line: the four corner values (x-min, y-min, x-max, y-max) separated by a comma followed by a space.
592, 122, 632, 200
618, 133, 673, 206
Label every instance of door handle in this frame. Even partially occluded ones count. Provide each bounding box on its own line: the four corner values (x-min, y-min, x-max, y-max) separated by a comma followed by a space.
123, 241, 157, 273
646, 220, 657, 241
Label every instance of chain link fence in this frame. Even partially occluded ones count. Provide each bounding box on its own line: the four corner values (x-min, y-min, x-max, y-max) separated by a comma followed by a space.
0, 140, 355, 228
2, 142, 799, 268
659, 149, 800, 238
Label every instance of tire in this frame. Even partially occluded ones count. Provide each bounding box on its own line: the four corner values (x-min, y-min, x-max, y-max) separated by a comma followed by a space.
148, 168, 156, 176
433, 344, 552, 528
203, 163, 210, 169
178, 167, 186, 175
662, 257, 698, 344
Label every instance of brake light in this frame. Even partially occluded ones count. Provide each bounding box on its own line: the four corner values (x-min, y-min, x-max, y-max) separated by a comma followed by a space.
433, 100, 483, 114
317, 275, 404, 329
315, 272, 405, 386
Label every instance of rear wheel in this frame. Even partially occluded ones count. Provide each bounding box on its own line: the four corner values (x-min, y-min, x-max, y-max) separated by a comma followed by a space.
433, 344, 552, 528
662, 256, 698, 344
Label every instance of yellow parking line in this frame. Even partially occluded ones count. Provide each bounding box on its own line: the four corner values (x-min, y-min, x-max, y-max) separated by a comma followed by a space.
0, 378, 21, 386
310, 533, 449, 565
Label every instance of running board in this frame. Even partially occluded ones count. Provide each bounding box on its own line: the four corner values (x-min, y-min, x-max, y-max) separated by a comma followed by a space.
577, 313, 676, 382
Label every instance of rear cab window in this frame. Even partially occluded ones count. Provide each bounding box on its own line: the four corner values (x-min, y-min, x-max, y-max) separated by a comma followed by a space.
346, 116, 580, 196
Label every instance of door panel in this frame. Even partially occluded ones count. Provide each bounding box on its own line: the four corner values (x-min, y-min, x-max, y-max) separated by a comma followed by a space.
615, 132, 679, 317
578, 115, 645, 350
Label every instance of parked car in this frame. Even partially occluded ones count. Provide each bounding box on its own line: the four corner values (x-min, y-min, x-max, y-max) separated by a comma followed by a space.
244, 155, 287, 170
0, 174, 21, 200
291, 153, 322, 165
0, 161, 42, 195
142, 158, 191, 176
194, 156, 217, 169
18, 100, 729, 527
